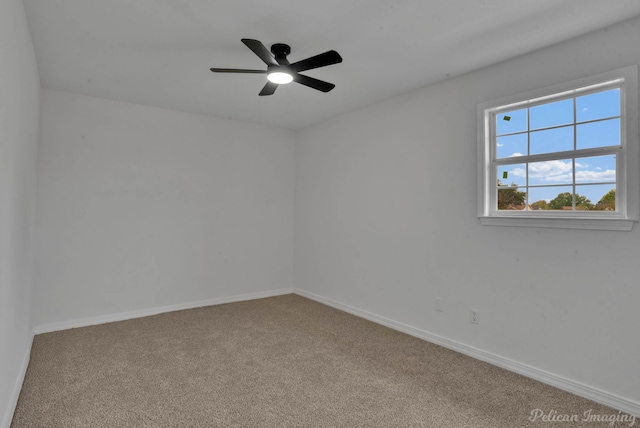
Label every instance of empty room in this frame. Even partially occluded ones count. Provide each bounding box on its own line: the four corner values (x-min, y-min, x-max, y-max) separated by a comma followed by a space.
2, 0, 640, 426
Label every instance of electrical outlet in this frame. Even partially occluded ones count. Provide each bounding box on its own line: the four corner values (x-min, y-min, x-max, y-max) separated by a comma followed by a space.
435, 298, 444, 312
470, 309, 479, 324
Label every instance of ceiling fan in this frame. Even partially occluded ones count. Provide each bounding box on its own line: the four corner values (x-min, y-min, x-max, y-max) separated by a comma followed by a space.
210, 39, 343, 96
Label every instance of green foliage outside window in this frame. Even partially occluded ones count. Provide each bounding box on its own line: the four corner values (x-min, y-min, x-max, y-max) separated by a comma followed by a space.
498, 182, 615, 211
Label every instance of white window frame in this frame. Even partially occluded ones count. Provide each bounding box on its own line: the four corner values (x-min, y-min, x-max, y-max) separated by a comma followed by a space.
477, 65, 639, 231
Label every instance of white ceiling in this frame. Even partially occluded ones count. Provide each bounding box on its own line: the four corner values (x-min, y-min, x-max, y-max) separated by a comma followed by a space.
24, 0, 640, 130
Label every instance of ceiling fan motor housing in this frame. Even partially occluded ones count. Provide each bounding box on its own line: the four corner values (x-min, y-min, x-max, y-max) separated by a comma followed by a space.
270, 43, 291, 57
271, 43, 291, 64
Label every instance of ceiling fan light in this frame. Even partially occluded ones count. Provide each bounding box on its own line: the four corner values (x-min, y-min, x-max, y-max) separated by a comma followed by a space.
267, 71, 293, 84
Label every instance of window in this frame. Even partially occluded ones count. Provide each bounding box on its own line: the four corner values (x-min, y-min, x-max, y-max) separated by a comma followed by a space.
477, 66, 639, 231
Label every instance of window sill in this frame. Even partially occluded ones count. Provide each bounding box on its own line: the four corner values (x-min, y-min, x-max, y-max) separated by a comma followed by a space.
479, 216, 635, 231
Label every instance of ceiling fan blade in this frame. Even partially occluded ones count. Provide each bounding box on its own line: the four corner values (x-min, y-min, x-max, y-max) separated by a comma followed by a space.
293, 74, 336, 92
259, 81, 278, 96
210, 68, 266, 74
289, 50, 342, 73
241, 39, 278, 66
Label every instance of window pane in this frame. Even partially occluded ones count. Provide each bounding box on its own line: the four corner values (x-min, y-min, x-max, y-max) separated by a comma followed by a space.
575, 155, 616, 184
576, 89, 620, 122
549, 187, 583, 210
530, 126, 574, 155
528, 186, 573, 210
498, 163, 526, 187
496, 133, 527, 159
576, 118, 620, 150
528, 158, 573, 185
496, 108, 527, 136
530, 99, 573, 130
577, 184, 616, 211
497, 186, 527, 211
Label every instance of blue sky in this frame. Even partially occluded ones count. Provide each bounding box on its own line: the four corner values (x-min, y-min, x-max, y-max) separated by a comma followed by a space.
496, 88, 619, 204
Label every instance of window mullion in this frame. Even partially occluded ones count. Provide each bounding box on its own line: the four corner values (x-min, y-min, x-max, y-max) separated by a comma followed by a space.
526, 107, 530, 208
572, 98, 577, 211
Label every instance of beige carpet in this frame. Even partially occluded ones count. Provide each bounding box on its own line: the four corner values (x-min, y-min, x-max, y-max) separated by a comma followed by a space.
12, 294, 633, 427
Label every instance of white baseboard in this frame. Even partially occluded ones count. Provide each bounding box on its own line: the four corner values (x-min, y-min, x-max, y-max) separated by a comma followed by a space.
1, 334, 33, 428
34, 288, 293, 335
294, 288, 640, 418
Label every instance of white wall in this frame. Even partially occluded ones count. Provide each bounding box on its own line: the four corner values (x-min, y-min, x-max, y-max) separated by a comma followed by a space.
0, 0, 40, 426
295, 16, 640, 410
34, 90, 294, 328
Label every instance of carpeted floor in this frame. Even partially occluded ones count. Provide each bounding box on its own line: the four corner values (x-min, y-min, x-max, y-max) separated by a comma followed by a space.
12, 294, 634, 427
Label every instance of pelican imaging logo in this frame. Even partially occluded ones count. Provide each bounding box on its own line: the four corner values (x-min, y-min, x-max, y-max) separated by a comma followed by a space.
529, 409, 636, 426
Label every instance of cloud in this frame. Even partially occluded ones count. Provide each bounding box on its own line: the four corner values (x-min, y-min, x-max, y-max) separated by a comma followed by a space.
511, 167, 526, 177
508, 160, 615, 183
541, 170, 615, 183
575, 169, 615, 182
512, 160, 572, 181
